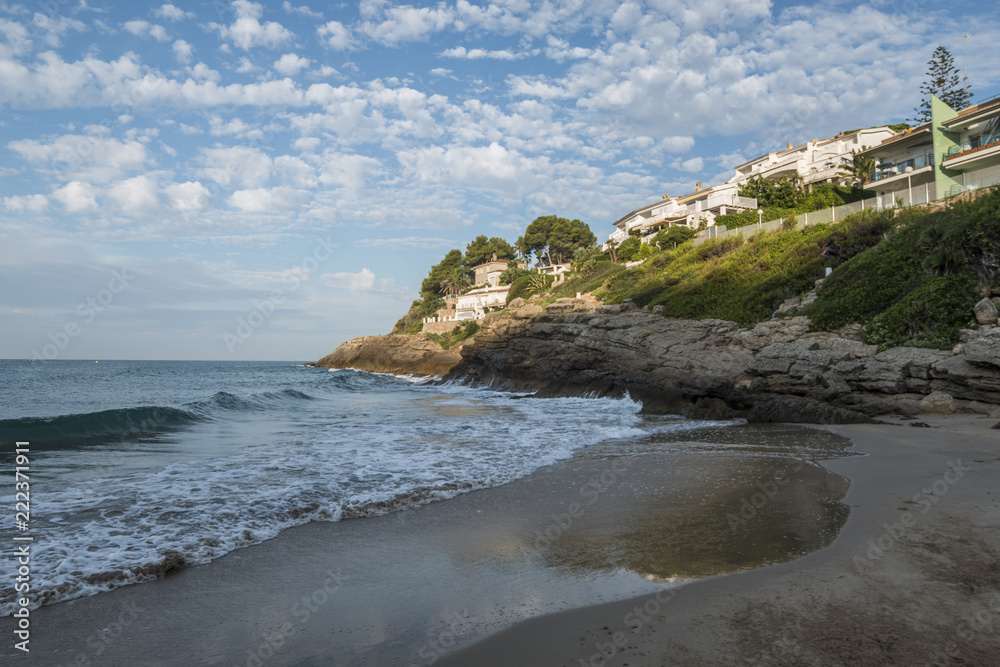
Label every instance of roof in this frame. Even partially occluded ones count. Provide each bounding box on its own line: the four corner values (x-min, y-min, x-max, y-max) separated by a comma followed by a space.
942, 94, 1000, 130
857, 124, 931, 155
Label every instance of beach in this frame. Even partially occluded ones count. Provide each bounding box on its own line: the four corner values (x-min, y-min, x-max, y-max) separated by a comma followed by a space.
2, 414, 997, 665
442, 413, 1000, 666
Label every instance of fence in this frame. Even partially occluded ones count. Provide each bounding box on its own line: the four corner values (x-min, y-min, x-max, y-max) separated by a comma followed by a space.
692, 183, 941, 246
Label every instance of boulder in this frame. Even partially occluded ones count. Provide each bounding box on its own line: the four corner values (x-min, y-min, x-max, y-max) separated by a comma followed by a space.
316, 334, 464, 376
963, 332, 1000, 368
508, 297, 526, 309
974, 297, 999, 325
511, 304, 544, 320
918, 391, 955, 414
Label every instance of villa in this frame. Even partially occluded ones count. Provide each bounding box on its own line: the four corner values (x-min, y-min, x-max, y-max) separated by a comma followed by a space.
859, 94, 1000, 206
730, 127, 898, 188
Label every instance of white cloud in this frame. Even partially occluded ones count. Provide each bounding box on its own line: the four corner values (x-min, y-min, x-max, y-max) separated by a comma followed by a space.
359, 4, 452, 45
154, 4, 194, 21
172, 39, 193, 63
228, 186, 308, 213
316, 20, 354, 50
32, 12, 86, 47
282, 2, 322, 19
9, 135, 150, 183
51, 181, 98, 212
107, 174, 160, 214
123, 20, 169, 42
164, 181, 211, 211
3, 194, 48, 212
677, 157, 704, 172
210, 0, 294, 50
440, 46, 525, 60
0, 18, 32, 58
429, 67, 452, 77
198, 146, 272, 188
274, 52, 310, 76
322, 268, 399, 293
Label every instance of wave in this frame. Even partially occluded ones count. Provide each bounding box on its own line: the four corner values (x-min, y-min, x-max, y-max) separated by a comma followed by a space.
0, 406, 206, 450
0, 389, 319, 450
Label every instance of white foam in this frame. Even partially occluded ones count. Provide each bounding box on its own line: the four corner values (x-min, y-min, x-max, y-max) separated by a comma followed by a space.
0, 383, 727, 615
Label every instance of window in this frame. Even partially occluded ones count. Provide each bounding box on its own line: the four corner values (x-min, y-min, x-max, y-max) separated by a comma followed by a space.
970, 135, 981, 149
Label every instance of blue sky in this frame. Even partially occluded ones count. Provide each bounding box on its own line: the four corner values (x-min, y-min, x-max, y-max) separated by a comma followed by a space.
1, 0, 998, 361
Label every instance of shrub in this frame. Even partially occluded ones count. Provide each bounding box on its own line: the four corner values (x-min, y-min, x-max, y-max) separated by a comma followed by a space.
616, 237, 642, 261
506, 274, 534, 303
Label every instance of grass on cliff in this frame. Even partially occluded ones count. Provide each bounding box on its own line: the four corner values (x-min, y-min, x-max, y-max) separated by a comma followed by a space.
802, 189, 1000, 350
551, 207, 901, 326
424, 320, 480, 350
547, 188, 999, 350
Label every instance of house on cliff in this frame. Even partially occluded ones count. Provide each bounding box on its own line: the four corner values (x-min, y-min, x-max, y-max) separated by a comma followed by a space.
859, 93, 1000, 206
422, 257, 516, 331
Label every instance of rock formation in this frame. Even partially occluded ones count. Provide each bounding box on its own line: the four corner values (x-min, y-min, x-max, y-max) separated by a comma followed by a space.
440, 297, 1000, 424
316, 335, 466, 377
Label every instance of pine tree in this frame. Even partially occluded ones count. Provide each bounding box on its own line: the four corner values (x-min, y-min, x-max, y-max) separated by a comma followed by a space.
912, 46, 973, 123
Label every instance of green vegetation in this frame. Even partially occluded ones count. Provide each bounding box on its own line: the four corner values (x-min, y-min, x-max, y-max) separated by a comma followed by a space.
506, 273, 554, 303
540, 189, 998, 352
803, 193, 1000, 350
463, 235, 517, 267
716, 180, 874, 230
913, 45, 973, 123
425, 321, 480, 350
516, 215, 597, 265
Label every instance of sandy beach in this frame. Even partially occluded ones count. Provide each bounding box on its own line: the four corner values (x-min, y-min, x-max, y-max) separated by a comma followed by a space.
441, 414, 1000, 666
3, 415, 998, 666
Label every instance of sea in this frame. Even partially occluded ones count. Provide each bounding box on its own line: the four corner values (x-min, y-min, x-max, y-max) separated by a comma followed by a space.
0, 359, 854, 619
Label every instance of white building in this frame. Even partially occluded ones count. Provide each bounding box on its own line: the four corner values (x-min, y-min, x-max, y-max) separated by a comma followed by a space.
607, 184, 757, 246
455, 285, 510, 320
729, 127, 899, 187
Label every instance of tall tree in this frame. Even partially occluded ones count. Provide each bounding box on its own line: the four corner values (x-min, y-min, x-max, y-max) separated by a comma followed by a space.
439, 267, 471, 296
463, 235, 516, 267
912, 45, 973, 123
419, 249, 464, 298
516, 215, 596, 266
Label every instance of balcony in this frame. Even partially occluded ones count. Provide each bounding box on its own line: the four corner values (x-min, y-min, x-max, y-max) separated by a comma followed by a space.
943, 133, 1000, 165
870, 154, 933, 182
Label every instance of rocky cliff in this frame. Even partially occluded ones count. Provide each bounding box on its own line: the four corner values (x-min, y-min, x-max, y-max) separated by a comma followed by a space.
316, 334, 465, 377
441, 296, 1000, 424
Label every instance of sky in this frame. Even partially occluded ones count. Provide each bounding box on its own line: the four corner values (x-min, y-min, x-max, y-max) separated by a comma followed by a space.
1, 0, 998, 361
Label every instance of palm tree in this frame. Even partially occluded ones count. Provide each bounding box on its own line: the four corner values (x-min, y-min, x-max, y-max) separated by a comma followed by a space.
439, 268, 471, 296
839, 150, 877, 186
526, 273, 550, 295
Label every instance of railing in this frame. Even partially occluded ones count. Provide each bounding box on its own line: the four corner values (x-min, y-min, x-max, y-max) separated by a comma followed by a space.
944, 133, 1000, 161
870, 154, 933, 182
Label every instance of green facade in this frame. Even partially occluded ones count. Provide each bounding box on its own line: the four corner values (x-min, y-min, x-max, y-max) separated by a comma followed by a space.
930, 95, 962, 196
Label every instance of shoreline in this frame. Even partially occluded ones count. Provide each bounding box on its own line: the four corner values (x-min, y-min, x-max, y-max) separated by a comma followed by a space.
438, 413, 1000, 666
0, 421, 853, 666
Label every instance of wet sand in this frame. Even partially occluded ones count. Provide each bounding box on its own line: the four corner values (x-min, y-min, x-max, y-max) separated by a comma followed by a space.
0, 422, 854, 666
439, 414, 1000, 666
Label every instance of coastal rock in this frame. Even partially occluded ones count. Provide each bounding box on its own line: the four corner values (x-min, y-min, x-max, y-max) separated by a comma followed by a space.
962, 331, 1000, 368
974, 297, 999, 325
918, 391, 956, 414
316, 334, 464, 377
512, 304, 544, 319
507, 297, 526, 309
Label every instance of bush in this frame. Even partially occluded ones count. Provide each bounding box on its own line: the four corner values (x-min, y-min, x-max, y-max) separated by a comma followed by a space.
616, 237, 642, 261
506, 274, 533, 303
803, 190, 1000, 350
653, 226, 696, 250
